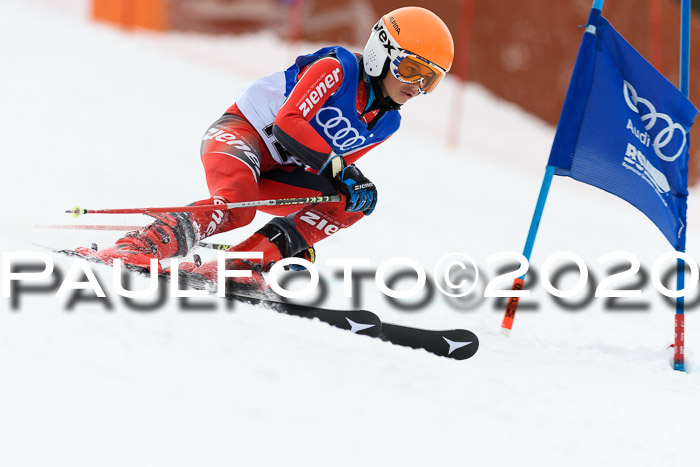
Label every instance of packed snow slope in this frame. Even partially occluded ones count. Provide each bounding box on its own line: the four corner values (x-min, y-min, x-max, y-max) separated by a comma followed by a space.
2, 1, 700, 466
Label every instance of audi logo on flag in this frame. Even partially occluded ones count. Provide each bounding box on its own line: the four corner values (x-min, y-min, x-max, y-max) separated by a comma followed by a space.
623, 80, 688, 163
315, 107, 366, 152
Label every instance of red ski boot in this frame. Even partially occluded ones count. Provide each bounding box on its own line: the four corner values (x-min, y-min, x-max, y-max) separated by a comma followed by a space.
191, 221, 314, 286
192, 232, 281, 283
74, 241, 161, 271
75, 212, 196, 272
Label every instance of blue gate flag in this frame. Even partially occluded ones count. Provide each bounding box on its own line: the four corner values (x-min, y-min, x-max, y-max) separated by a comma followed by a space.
548, 16, 698, 250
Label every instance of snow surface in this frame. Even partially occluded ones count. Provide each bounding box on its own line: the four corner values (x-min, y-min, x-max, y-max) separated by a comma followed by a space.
2, 1, 700, 466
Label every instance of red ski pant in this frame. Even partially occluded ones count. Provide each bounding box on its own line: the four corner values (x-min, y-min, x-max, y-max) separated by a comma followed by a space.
193, 114, 364, 249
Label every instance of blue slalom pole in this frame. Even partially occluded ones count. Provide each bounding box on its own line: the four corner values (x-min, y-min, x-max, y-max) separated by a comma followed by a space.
501, 0, 604, 334
680, 0, 691, 97
522, 166, 556, 260
674, 0, 691, 372
501, 166, 556, 334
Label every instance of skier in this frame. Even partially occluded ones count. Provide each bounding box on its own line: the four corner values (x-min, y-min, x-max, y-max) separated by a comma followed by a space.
76, 6, 454, 277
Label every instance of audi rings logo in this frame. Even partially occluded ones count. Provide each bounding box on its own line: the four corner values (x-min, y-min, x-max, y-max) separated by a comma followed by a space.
315, 107, 366, 151
623, 80, 687, 162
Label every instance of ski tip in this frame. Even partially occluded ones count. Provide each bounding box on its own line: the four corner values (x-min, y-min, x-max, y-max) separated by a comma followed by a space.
500, 327, 511, 337
68, 205, 86, 218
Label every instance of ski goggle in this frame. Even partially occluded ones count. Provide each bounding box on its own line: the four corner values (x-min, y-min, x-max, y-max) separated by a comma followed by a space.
390, 51, 446, 94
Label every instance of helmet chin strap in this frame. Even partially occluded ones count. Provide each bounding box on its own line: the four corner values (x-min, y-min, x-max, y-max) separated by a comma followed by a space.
367, 59, 402, 112
370, 77, 401, 111
357, 56, 401, 131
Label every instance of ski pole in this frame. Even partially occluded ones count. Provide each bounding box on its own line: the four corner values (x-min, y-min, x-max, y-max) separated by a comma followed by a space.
66, 195, 342, 218
37, 224, 143, 231
197, 242, 235, 251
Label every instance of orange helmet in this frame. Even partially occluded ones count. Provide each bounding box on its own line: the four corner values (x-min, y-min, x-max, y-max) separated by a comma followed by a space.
363, 7, 454, 93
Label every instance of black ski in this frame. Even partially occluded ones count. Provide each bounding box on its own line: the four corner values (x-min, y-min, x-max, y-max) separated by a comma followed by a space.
262, 302, 383, 337
379, 323, 479, 360
55, 249, 479, 359
222, 288, 382, 338
218, 280, 479, 360
217, 276, 479, 359
237, 294, 479, 360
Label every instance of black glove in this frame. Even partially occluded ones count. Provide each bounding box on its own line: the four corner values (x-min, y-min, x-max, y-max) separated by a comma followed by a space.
320, 155, 378, 215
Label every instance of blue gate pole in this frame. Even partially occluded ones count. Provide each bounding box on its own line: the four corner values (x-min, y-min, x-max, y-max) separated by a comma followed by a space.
501, 0, 605, 333
519, 0, 606, 264
674, 0, 691, 372
522, 166, 556, 261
